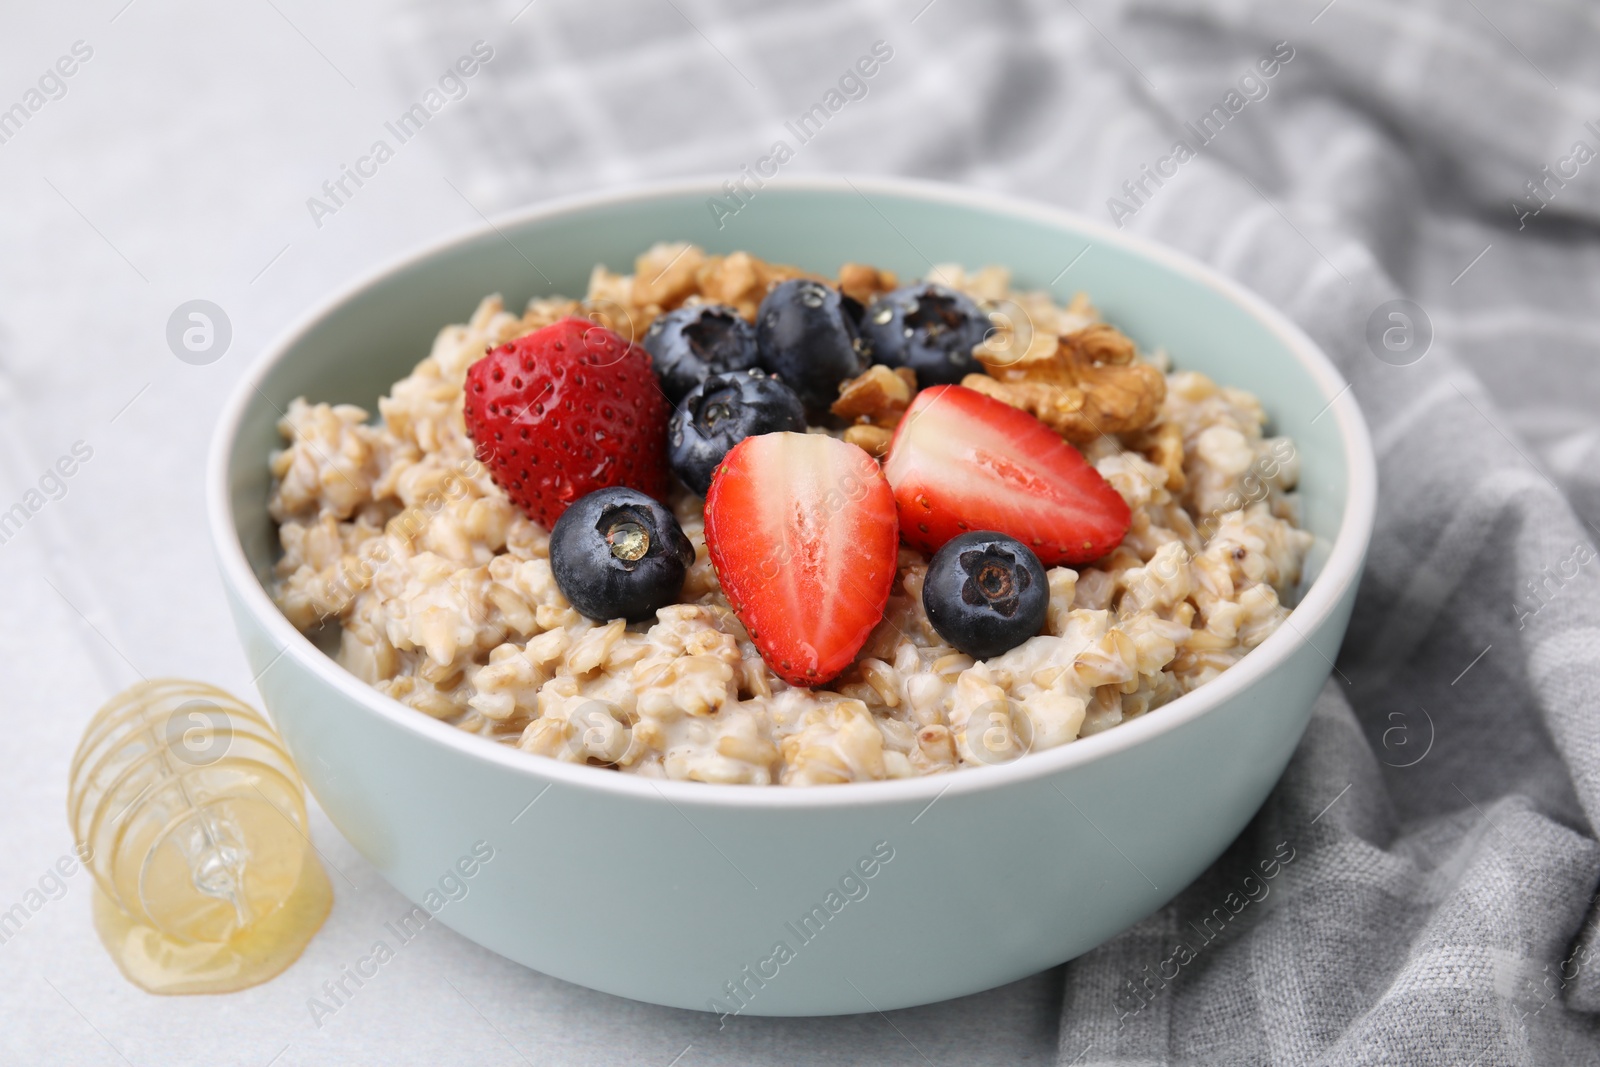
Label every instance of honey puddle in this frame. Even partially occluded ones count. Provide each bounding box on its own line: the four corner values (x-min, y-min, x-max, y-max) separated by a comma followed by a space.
68, 680, 332, 994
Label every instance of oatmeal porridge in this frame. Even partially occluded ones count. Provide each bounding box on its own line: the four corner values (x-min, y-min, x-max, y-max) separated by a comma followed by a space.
268, 243, 1312, 785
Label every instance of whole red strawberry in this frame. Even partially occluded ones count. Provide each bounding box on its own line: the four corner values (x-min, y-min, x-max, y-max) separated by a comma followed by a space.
464, 318, 670, 528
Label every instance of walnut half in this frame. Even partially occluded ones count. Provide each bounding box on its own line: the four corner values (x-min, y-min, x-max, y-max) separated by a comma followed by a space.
965, 322, 1164, 442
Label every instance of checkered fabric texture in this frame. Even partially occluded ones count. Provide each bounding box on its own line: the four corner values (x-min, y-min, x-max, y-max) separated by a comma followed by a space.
378, 0, 1600, 1062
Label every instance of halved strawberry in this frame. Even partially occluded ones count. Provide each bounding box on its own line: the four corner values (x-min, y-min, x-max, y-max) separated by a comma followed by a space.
883, 384, 1130, 566
704, 432, 899, 688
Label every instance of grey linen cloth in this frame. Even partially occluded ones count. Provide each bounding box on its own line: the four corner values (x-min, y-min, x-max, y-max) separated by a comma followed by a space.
382, 0, 1600, 1062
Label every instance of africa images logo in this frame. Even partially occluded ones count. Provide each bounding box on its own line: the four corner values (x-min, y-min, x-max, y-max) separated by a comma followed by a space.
305, 41, 495, 229
1105, 41, 1295, 229
706, 840, 895, 1026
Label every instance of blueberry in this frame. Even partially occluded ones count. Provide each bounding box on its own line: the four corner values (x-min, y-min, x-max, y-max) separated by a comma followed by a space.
861, 283, 990, 386
755, 279, 870, 413
550, 488, 694, 622
668, 369, 806, 496
921, 531, 1049, 660
642, 304, 761, 405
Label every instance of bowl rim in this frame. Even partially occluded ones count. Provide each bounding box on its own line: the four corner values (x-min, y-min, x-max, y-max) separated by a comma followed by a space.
208, 173, 1376, 811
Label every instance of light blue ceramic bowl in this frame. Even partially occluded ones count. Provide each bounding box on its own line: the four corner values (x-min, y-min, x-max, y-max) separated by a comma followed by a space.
209, 177, 1375, 1016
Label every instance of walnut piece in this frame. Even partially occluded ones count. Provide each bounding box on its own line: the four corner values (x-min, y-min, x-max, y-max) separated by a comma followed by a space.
832, 365, 918, 427
837, 263, 899, 306
631, 241, 706, 309
832, 365, 918, 458
966, 322, 1164, 442
583, 243, 819, 333
843, 425, 895, 457
695, 251, 816, 321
